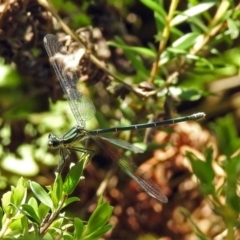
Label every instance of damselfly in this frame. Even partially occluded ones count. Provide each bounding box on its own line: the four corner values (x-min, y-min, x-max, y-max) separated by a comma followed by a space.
44, 34, 206, 203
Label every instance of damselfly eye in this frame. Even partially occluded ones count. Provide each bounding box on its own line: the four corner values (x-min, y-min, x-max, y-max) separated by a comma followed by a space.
48, 133, 60, 148
48, 140, 54, 148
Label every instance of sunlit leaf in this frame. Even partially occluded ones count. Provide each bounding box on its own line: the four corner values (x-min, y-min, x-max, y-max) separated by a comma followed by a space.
2, 191, 13, 216
62, 197, 80, 209
12, 178, 27, 208
63, 161, 84, 195
172, 32, 199, 49
227, 18, 239, 39
108, 41, 156, 57
140, 0, 167, 17
83, 202, 113, 236
73, 218, 84, 239
209, 115, 240, 157
171, 2, 216, 26
29, 181, 53, 209
52, 173, 63, 209
21, 204, 40, 224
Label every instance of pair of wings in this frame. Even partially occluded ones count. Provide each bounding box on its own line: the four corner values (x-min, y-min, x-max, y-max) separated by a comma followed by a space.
44, 34, 168, 203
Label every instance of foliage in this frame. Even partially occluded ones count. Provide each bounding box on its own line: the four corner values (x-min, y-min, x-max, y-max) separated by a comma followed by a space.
0, 164, 113, 239
186, 115, 240, 240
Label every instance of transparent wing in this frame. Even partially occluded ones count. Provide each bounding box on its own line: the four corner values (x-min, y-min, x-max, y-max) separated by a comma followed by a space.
67, 88, 96, 127
43, 34, 95, 127
44, 34, 77, 93
90, 135, 168, 203
99, 136, 144, 153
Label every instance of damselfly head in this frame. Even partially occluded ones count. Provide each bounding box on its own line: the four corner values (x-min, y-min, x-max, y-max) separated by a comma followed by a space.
48, 133, 61, 149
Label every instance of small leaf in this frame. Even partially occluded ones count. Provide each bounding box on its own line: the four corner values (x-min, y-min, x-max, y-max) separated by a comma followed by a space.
9, 217, 23, 232
62, 197, 80, 209
2, 191, 13, 216
29, 181, 53, 209
109, 37, 150, 79
21, 214, 30, 236
28, 197, 39, 214
178, 88, 203, 101
209, 115, 240, 157
171, 2, 216, 26
140, 0, 167, 17
63, 161, 84, 195
63, 232, 73, 240
82, 225, 113, 240
38, 202, 50, 221
172, 33, 199, 50
50, 213, 65, 229
83, 202, 113, 236
0, 207, 3, 229
223, 155, 240, 211
21, 204, 40, 224
52, 173, 63, 208
108, 41, 156, 57
97, 195, 104, 207
227, 18, 239, 39
12, 177, 27, 208
167, 47, 187, 54
73, 218, 84, 239
187, 151, 215, 195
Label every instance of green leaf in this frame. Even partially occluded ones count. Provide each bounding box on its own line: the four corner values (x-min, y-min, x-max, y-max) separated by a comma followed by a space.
108, 41, 156, 57
178, 88, 203, 101
171, 2, 216, 26
29, 181, 53, 209
21, 214, 30, 236
97, 195, 104, 206
82, 225, 113, 240
187, 150, 215, 195
73, 218, 84, 239
44, 226, 63, 240
63, 161, 84, 195
9, 216, 24, 232
209, 115, 240, 157
21, 204, 40, 224
188, 16, 209, 33
140, 0, 167, 17
167, 47, 187, 54
223, 155, 240, 211
2, 191, 13, 216
38, 202, 50, 221
187, 151, 215, 184
0, 63, 22, 87
0, 207, 3, 229
62, 197, 80, 209
82, 202, 113, 237
50, 214, 65, 230
12, 177, 27, 208
154, 12, 166, 33
108, 37, 150, 79
191, 55, 214, 69
228, 18, 239, 39
28, 197, 39, 214
52, 173, 63, 208
63, 232, 73, 240
172, 32, 200, 50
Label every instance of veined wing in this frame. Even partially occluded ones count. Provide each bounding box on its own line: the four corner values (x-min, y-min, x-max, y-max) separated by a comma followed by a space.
67, 88, 96, 128
44, 34, 96, 127
99, 136, 144, 153
90, 134, 168, 203
44, 34, 79, 93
